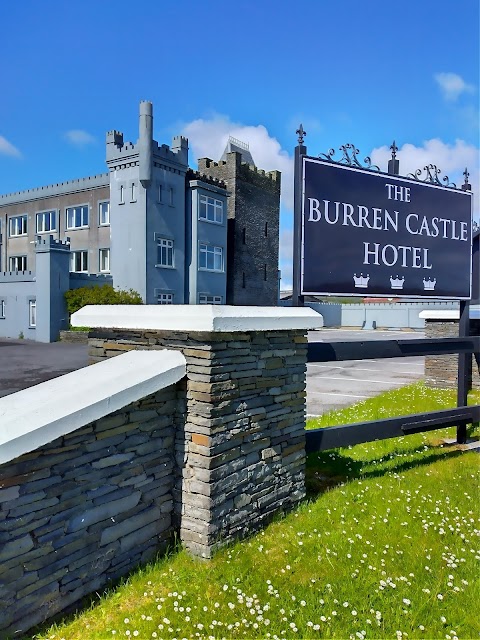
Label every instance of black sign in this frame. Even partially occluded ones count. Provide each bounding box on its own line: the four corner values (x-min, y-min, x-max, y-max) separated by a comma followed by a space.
301, 158, 473, 299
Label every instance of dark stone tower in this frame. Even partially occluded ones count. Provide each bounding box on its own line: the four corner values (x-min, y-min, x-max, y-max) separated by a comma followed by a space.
198, 138, 281, 306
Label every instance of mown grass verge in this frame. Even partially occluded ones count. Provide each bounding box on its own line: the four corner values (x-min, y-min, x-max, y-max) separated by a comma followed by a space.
34, 383, 480, 640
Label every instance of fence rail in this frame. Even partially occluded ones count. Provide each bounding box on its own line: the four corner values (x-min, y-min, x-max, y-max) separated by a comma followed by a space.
306, 335, 480, 452
307, 336, 480, 361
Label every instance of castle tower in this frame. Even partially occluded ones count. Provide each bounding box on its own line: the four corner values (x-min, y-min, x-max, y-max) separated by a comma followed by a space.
107, 102, 189, 303
198, 140, 281, 305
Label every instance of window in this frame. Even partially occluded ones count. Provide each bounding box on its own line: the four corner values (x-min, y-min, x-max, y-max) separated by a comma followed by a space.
156, 238, 174, 268
168, 187, 174, 206
9, 215, 28, 237
9, 255, 27, 272
157, 293, 173, 305
199, 195, 223, 224
70, 250, 88, 273
99, 248, 110, 272
199, 294, 223, 304
158, 184, 163, 203
199, 243, 224, 272
130, 182, 136, 202
0, 299, 5, 319
264, 263, 267, 281
36, 210, 56, 233
29, 300, 36, 328
242, 227, 246, 244
99, 201, 110, 226
265, 222, 268, 237
120, 185, 125, 204
66, 205, 89, 229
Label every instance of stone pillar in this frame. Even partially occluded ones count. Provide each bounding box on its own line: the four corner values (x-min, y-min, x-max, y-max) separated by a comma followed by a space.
421, 310, 480, 390
71, 305, 323, 557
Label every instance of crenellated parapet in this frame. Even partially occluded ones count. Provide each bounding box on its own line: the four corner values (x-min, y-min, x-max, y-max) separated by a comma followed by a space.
107, 103, 188, 172
0, 174, 109, 207
186, 168, 227, 190
35, 236, 71, 252
0, 270, 35, 282
198, 152, 281, 191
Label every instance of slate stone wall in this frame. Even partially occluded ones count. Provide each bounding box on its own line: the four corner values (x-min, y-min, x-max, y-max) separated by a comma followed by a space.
88, 327, 307, 558
0, 325, 309, 635
424, 319, 480, 390
0, 384, 183, 637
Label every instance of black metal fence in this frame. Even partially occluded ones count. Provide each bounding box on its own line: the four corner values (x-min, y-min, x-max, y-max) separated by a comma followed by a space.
305, 316, 480, 453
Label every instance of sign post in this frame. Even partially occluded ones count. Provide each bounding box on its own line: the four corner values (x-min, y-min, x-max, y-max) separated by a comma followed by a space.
292, 126, 307, 306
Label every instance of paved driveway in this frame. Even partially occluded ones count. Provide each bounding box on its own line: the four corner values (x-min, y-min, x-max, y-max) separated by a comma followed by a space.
306, 329, 425, 416
0, 330, 424, 415
0, 338, 88, 398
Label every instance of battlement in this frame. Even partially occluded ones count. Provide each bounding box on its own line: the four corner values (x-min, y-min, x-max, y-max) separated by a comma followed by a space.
186, 169, 227, 190
199, 158, 227, 170
35, 235, 71, 252
106, 130, 124, 146
198, 153, 281, 189
0, 174, 109, 206
238, 161, 281, 186
0, 270, 35, 282
172, 135, 188, 147
106, 136, 139, 164
107, 138, 188, 167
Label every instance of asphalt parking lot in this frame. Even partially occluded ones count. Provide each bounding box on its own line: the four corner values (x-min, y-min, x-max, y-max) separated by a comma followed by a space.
306, 328, 425, 416
0, 338, 89, 398
0, 329, 425, 416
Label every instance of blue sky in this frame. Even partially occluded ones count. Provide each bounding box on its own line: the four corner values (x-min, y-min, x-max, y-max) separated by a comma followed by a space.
0, 0, 478, 286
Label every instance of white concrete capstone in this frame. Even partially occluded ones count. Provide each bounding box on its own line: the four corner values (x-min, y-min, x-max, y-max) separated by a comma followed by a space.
0, 350, 186, 465
420, 305, 480, 321
71, 304, 324, 332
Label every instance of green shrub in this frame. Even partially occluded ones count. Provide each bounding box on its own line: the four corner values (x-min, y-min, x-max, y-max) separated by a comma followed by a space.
64, 285, 142, 317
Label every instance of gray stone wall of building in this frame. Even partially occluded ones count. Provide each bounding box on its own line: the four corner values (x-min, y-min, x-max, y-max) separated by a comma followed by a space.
424, 319, 480, 389
198, 153, 281, 306
0, 384, 181, 636
87, 327, 307, 558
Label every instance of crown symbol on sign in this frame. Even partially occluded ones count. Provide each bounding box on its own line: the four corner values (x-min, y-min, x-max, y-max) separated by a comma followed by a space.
423, 277, 436, 291
390, 275, 405, 290
353, 273, 370, 288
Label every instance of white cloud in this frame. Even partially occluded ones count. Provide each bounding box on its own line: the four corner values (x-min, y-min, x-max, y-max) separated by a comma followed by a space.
64, 129, 96, 147
434, 72, 475, 102
0, 135, 21, 158
181, 114, 294, 210
370, 138, 479, 222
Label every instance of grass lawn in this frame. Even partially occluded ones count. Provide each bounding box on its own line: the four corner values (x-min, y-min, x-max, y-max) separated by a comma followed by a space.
34, 384, 479, 640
